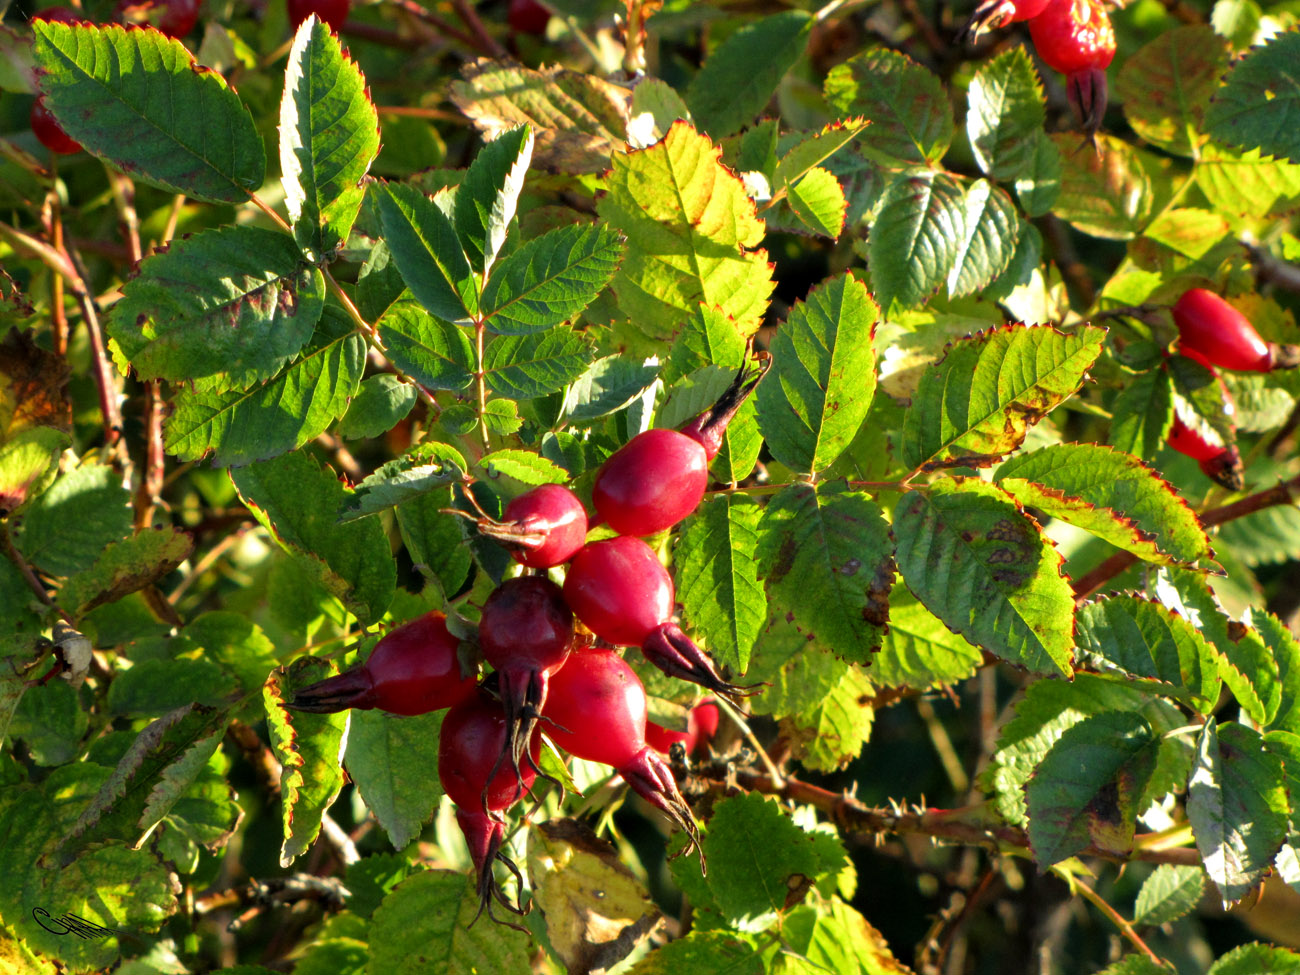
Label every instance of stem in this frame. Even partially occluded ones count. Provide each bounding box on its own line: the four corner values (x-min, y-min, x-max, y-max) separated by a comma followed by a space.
322, 268, 379, 340
1071, 875, 1171, 969
387, 0, 482, 51
64, 244, 126, 453
248, 192, 292, 232
712, 695, 786, 788
450, 0, 505, 57
0, 527, 69, 620
474, 320, 489, 450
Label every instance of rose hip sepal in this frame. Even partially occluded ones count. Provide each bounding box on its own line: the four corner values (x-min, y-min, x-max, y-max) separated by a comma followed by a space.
439, 691, 541, 926
677, 352, 771, 460
477, 576, 574, 799
542, 646, 703, 868
288, 611, 476, 715
1166, 415, 1244, 491
562, 536, 757, 701
472, 483, 588, 568
959, 0, 1051, 41
1172, 288, 1300, 373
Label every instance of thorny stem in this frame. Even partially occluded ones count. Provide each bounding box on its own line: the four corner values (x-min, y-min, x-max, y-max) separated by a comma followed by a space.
1071, 874, 1172, 969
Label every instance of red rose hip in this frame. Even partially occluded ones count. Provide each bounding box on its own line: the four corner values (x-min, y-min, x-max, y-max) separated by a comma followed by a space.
30, 97, 81, 155
1172, 288, 1298, 373
474, 483, 587, 568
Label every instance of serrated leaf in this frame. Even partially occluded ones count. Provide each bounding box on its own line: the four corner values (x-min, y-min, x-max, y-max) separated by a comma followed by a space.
1109, 367, 1173, 461
1116, 25, 1229, 157
781, 900, 910, 975
1132, 864, 1205, 926
368, 870, 532, 973
627, 931, 764, 975
774, 117, 870, 189
1188, 720, 1289, 905
58, 525, 192, 618
873, 585, 984, 690
755, 483, 894, 665
561, 355, 659, 423
448, 59, 630, 174
868, 170, 965, 311
338, 375, 418, 441
479, 449, 568, 486
12, 463, 132, 577
32, 21, 264, 202
527, 818, 662, 975
666, 304, 748, 381
967, 48, 1046, 181
597, 122, 774, 345
481, 224, 624, 335
824, 48, 953, 165
894, 478, 1074, 677
108, 226, 326, 391
785, 167, 847, 238
483, 329, 594, 401
755, 272, 877, 473
375, 182, 477, 323
1014, 130, 1062, 217
346, 710, 443, 850
339, 441, 465, 521
376, 298, 474, 392
1076, 594, 1220, 712
454, 124, 533, 275
10, 681, 87, 765
902, 324, 1105, 471
629, 77, 692, 148
995, 443, 1210, 565
264, 658, 349, 867
1205, 29, 1300, 164
1209, 943, 1300, 974
232, 450, 395, 623
1051, 134, 1155, 240
947, 179, 1021, 298
686, 10, 813, 138
779, 654, 874, 773
674, 494, 765, 674
1025, 710, 1159, 867
165, 305, 365, 466
279, 17, 379, 260
1194, 142, 1300, 219
1256, 611, 1300, 735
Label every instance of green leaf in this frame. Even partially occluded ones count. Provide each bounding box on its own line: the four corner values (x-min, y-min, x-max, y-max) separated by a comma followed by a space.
755, 271, 877, 473
1050, 133, 1155, 240
338, 375, 418, 441
674, 495, 766, 674
0, 428, 67, 518
376, 298, 475, 392
1187, 719, 1289, 905
597, 122, 774, 345
10, 681, 87, 765
667, 304, 749, 381
824, 48, 953, 165
340, 441, 465, 522
479, 449, 568, 486
368, 870, 532, 973
1132, 864, 1206, 926
1205, 29, 1300, 165
947, 179, 1022, 298
1209, 944, 1300, 975
868, 171, 965, 311
13, 463, 132, 577
264, 658, 349, 867
346, 710, 444, 851
1014, 131, 1062, 218
108, 226, 326, 391
107, 658, 231, 717
58, 526, 192, 618
1094, 957, 1167, 975
967, 48, 1046, 181
279, 17, 379, 260
483, 329, 594, 401
755, 483, 894, 665
1256, 611, 1300, 735
1194, 142, 1300, 219
1116, 25, 1229, 157
481, 224, 624, 335
785, 167, 847, 238
454, 124, 533, 275
780, 900, 909, 975
626, 931, 763, 975
902, 324, 1105, 471
686, 10, 813, 138
186, 610, 280, 698
767, 649, 874, 773
995, 443, 1211, 565
560, 355, 659, 423
701, 792, 843, 925
231, 450, 396, 623
375, 182, 477, 323
873, 585, 984, 690
31, 21, 264, 203
395, 486, 472, 598
894, 478, 1074, 676
773, 118, 870, 189
1075, 595, 1220, 712
1109, 367, 1174, 461
1025, 710, 1159, 867
0, 551, 44, 661
1168, 353, 1237, 448
164, 304, 366, 466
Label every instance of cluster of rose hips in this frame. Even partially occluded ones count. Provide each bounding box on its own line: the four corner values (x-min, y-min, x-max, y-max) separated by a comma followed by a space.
290, 361, 765, 922
963, 0, 1116, 135
1162, 288, 1299, 490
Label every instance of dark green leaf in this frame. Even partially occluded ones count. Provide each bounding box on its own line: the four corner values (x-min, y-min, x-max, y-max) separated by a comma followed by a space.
13, 463, 132, 577
824, 49, 953, 165
375, 182, 477, 323
1051, 133, 1155, 240
341, 441, 466, 522
780, 900, 908, 975
1015, 131, 1062, 217
338, 375, 418, 441
1109, 367, 1173, 461
107, 658, 230, 716
484, 329, 594, 400
395, 486, 473, 598
9, 681, 87, 766
868, 171, 965, 311
1205, 29, 1300, 165
902, 324, 1105, 471
32, 21, 264, 202
967, 48, 1046, 181
626, 931, 763, 975
232, 450, 396, 623
755, 271, 878, 473
1208, 943, 1300, 974
1132, 864, 1206, 926
1257, 611, 1300, 735
894, 478, 1073, 676
686, 11, 813, 138
108, 226, 325, 391
346, 710, 444, 850
454, 124, 533, 274
1116, 26, 1229, 157
280, 17, 379, 259
376, 298, 474, 392
58, 525, 191, 618
947, 179, 1022, 298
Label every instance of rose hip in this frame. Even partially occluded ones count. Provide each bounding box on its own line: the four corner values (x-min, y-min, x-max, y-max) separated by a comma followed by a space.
1172, 288, 1299, 373
961, 0, 1051, 39
1166, 415, 1243, 491
474, 483, 588, 568
289, 611, 476, 715
645, 698, 721, 759
1028, 0, 1115, 135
